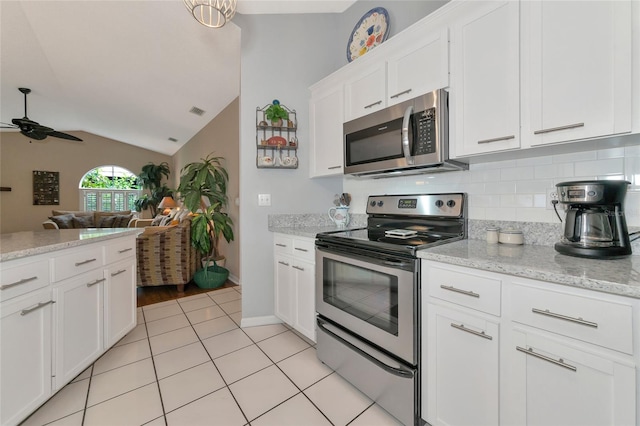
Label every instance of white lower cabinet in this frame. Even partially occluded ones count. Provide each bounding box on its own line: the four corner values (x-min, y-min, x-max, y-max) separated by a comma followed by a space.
104, 258, 137, 348
422, 260, 638, 426
0, 288, 54, 426
273, 233, 316, 342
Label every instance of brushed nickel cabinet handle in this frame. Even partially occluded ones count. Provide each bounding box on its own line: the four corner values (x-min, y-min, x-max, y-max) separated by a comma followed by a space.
533, 122, 584, 135
390, 88, 412, 99
292, 265, 305, 271
75, 258, 97, 267
440, 285, 480, 298
111, 269, 127, 277
21, 300, 55, 316
451, 323, 493, 340
86, 278, 106, 287
294, 248, 308, 252
516, 346, 577, 372
532, 308, 598, 328
327, 165, 342, 170
275, 243, 287, 247
118, 248, 133, 253
364, 100, 383, 109
477, 135, 515, 144
1, 276, 38, 290
278, 261, 290, 266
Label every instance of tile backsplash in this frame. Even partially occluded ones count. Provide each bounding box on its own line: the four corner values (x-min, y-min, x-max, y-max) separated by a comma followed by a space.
343, 141, 640, 227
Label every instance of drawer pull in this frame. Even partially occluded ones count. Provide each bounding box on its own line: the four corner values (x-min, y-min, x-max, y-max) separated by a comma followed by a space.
75, 258, 97, 267
86, 278, 107, 287
516, 346, 577, 372
292, 265, 305, 271
278, 261, 290, 266
21, 300, 55, 316
111, 269, 127, 277
327, 165, 342, 170
1, 276, 38, 290
451, 323, 492, 340
275, 243, 287, 248
294, 248, 309, 253
533, 122, 584, 135
440, 285, 480, 298
390, 88, 412, 99
532, 308, 598, 328
118, 248, 133, 254
477, 135, 515, 144
364, 100, 383, 109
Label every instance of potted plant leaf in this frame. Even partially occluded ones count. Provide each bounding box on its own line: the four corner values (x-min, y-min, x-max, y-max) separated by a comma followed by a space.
264, 99, 289, 127
177, 153, 234, 288
134, 162, 173, 217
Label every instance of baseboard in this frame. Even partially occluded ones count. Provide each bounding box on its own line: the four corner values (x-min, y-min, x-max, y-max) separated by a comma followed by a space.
241, 315, 282, 328
228, 273, 240, 285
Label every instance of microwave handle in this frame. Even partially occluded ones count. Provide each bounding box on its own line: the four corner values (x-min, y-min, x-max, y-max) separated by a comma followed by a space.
402, 105, 415, 165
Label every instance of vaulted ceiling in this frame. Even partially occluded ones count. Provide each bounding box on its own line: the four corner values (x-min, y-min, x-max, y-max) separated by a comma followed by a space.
0, 1, 355, 155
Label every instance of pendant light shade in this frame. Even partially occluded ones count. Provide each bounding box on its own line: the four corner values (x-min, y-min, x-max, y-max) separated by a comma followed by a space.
184, 0, 237, 28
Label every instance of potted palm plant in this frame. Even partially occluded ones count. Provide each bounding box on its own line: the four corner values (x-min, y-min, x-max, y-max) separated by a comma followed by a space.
177, 153, 234, 288
134, 162, 173, 217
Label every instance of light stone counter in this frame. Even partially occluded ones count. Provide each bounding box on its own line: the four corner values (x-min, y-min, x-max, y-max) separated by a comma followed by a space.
418, 239, 640, 299
0, 228, 142, 262
268, 212, 367, 239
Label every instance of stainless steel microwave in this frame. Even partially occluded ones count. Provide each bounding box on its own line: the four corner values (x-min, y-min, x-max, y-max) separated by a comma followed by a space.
343, 89, 467, 177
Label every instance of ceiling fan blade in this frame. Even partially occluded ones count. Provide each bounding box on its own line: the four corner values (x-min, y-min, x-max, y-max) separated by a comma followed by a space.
48, 130, 83, 142
21, 129, 48, 140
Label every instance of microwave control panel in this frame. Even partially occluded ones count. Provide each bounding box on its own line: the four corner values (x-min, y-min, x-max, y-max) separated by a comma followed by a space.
413, 108, 437, 155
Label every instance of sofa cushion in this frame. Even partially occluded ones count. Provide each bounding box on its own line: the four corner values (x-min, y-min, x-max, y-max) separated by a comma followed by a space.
97, 215, 117, 228
48, 214, 75, 229
72, 215, 95, 228
113, 214, 133, 228
52, 210, 93, 217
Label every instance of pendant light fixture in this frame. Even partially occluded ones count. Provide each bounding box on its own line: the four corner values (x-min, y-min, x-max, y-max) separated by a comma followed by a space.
184, 0, 237, 28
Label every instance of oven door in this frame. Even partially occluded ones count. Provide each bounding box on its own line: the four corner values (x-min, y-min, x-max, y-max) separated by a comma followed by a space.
315, 245, 418, 364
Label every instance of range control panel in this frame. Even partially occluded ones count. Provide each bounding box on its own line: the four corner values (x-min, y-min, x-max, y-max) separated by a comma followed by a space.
366, 193, 465, 218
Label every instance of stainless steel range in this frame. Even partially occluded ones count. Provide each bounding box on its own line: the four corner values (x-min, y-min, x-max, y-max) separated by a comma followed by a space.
315, 193, 466, 426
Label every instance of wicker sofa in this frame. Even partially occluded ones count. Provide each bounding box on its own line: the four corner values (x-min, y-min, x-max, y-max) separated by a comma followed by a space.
136, 217, 200, 292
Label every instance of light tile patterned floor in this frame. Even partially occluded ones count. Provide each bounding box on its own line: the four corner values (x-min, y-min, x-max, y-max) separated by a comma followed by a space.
20, 286, 403, 425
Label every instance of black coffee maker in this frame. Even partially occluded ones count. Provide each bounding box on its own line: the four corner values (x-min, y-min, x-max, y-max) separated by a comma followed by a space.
555, 180, 632, 259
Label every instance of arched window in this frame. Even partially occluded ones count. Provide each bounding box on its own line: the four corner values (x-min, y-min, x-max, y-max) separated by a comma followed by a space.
79, 166, 141, 212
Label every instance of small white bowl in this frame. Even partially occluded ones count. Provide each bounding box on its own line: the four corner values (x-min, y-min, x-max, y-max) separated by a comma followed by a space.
499, 229, 524, 245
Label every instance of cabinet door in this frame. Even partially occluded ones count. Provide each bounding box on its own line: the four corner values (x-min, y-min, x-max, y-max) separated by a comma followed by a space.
344, 65, 386, 121
502, 328, 636, 425
1, 289, 53, 426
451, 1, 520, 157
53, 270, 104, 390
522, 0, 632, 146
104, 258, 136, 348
387, 28, 449, 106
425, 304, 499, 426
274, 253, 294, 325
293, 258, 315, 342
309, 84, 344, 177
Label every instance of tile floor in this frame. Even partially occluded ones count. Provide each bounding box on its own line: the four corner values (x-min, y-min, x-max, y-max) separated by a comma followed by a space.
21, 286, 403, 426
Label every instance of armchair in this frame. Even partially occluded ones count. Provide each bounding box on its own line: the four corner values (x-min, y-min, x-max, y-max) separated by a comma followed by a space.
136, 218, 200, 292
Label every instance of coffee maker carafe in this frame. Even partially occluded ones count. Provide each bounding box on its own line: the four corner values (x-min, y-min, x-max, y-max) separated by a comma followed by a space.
555, 180, 632, 258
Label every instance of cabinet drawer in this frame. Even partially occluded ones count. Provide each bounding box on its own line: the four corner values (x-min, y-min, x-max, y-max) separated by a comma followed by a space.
0, 258, 50, 302
274, 235, 293, 255
426, 265, 501, 316
509, 283, 633, 354
105, 237, 136, 265
293, 238, 315, 262
52, 246, 104, 282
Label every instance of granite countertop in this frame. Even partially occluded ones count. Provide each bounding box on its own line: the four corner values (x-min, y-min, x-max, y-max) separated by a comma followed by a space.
269, 225, 364, 239
0, 228, 142, 262
418, 239, 640, 299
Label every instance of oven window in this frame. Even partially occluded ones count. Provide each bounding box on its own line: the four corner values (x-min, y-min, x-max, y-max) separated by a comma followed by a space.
345, 118, 404, 165
322, 258, 398, 335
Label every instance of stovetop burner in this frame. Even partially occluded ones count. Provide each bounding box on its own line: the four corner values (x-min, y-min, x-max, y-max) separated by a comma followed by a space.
317, 193, 467, 257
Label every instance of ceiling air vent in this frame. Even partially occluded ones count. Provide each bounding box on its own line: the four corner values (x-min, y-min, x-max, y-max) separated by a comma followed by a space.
168, 137, 178, 142
189, 106, 205, 116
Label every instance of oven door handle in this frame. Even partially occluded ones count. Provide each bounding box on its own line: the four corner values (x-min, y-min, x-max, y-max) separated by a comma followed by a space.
317, 318, 414, 379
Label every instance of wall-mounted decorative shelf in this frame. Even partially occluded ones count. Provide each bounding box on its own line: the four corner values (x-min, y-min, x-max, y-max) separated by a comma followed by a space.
256, 102, 298, 169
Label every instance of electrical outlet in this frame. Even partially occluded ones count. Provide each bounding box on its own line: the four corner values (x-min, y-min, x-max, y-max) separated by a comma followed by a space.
546, 188, 558, 210
258, 193, 271, 206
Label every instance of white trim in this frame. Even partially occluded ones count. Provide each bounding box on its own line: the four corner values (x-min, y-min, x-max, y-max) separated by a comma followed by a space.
240, 315, 282, 328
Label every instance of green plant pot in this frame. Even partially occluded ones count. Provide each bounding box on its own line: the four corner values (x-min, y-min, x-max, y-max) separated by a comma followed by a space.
193, 265, 229, 289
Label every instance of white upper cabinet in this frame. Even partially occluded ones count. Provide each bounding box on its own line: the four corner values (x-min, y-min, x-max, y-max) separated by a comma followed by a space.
309, 81, 345, 178
521, 0, 632, 147
451, 1, 520, 157
344, 64, 386, 121
387, 28, 449, 107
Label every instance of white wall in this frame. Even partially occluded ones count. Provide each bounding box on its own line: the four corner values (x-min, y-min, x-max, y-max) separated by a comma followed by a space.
344, 136, 640, 227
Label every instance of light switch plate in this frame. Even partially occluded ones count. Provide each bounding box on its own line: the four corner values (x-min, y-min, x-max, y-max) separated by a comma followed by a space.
258, 193, 271, 206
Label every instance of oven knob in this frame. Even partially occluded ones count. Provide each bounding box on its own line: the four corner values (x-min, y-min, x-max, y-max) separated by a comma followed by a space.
377, 201, 384, 207
370, 200, 376, 207
435, 200, 444, 208
447, 200, 456, 208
